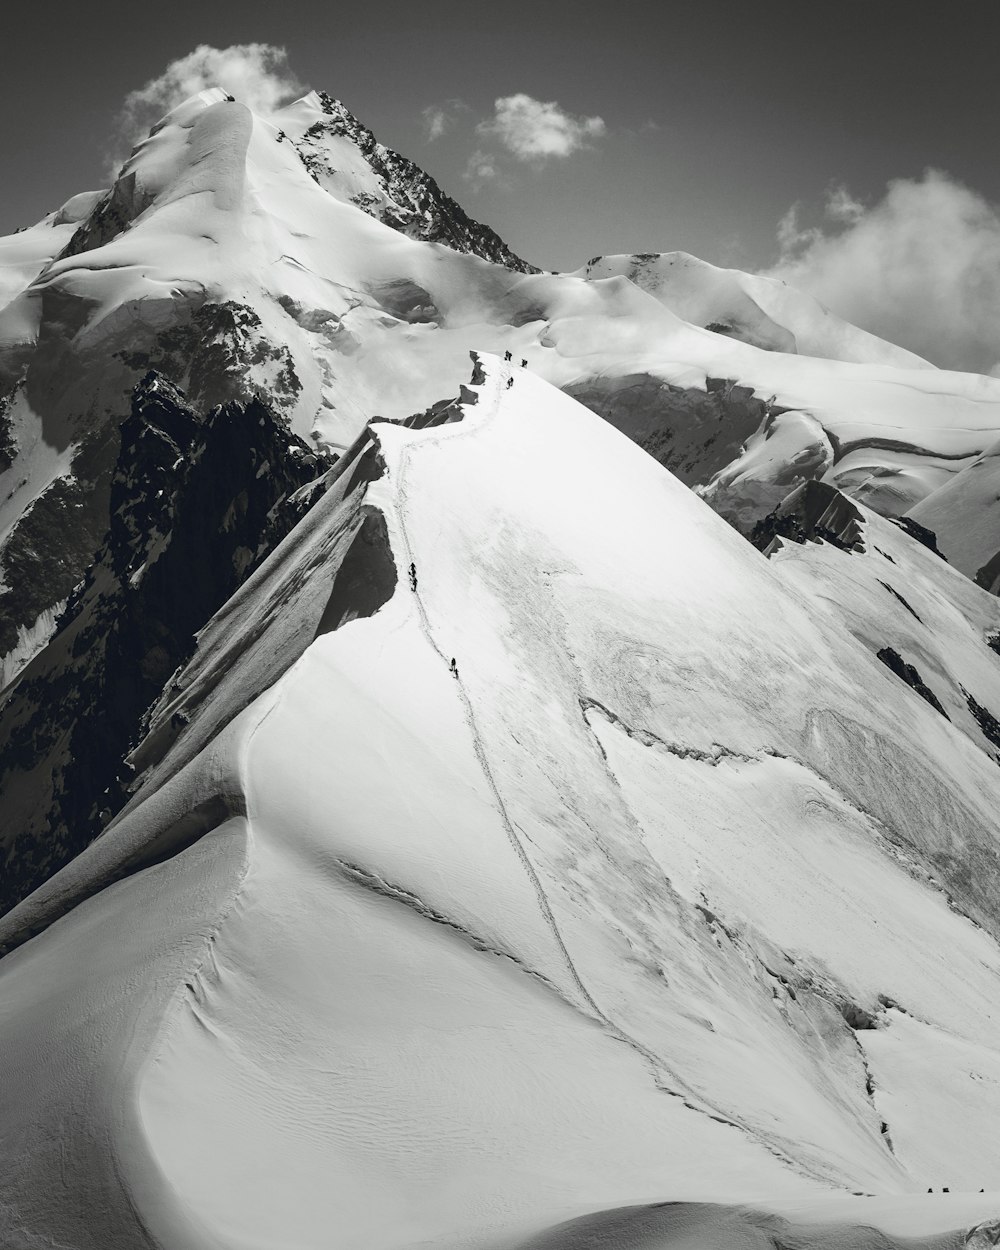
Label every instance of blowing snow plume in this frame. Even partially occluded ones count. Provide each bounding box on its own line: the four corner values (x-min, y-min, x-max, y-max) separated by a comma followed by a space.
111, 43, 305, 167
766, 170, 1000, 376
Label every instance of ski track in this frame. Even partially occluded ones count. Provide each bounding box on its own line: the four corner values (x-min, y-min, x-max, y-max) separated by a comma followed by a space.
387, 360, 832, 1187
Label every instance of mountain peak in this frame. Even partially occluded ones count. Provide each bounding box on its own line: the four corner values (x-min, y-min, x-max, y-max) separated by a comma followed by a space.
274, 90, 539, 273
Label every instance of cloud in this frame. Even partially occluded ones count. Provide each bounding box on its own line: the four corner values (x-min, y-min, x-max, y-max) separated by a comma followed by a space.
477, 93, 605, 162
765, 171, 1000, 374
825, 184, 865, 224
463, 149, 500, 190
422, 99, 468, 142
120, 43, 304, 137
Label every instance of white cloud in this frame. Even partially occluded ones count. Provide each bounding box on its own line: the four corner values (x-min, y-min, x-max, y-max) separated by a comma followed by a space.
765, 170, 1000, 375
120, 43, 304, 137
463, 149, 500, 190
825, 184, 865, 224
477, 93, 605, 162
422, 99, 468, 142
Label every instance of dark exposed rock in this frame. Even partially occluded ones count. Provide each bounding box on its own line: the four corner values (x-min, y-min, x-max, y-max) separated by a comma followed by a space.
57, 172, 151, 260
876, 647, 949, 719
878, 580, 922, 622
0, 419, 120, 658
838, 1001, 878, 1031
315, 508, 396, 636
564, 374, 776, 488
752, 480, 866, 556
0, 300, 304, 668
0, 382, 16, 474
368, 279, 440, 324
400, 390, 473, 430
295, 94, 538, 273
469, 354, 487, 387
0, 372, 329, 915
975, 549, 1000, 596
388, 352, 482, 430
890, 515, 945, 559
965, 690, 1000, 754
116, 301, 302, 415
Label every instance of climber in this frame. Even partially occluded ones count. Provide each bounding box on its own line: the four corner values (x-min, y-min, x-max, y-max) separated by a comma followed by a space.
504, 350, 512, 361
506, 377, 514, 389
521, 358, 527, 368
408, 562, 417, 591
449, 658, 458, 678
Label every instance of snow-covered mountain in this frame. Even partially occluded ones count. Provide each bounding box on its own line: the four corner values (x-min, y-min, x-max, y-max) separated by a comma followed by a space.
2, 85, 1000, 1250
906, 434, 1000, 594
279, 91, 537, 271
4, 86, 1000, 703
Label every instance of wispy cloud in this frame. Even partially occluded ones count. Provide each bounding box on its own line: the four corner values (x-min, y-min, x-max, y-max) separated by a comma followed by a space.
463, 149, 501, 191
119, 43, 304, 140
477, 94, 605, 163
765, 171, 1000, 375
422, 99, 468, 142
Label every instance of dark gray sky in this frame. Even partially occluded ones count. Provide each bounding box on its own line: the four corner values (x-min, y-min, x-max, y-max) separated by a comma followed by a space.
3, 0, 1000, 368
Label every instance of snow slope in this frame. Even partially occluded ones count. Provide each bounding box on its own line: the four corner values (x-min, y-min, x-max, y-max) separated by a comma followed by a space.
2, 359, 999, 1248
907, 433, 1000, 593
577, 251, 934, 369
4, 84, 1000, 697
0, 189, 103, 314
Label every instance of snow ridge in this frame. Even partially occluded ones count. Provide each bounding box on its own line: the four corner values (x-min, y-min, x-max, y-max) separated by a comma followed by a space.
387, 357, 830, 1184
285, 92, 538, 272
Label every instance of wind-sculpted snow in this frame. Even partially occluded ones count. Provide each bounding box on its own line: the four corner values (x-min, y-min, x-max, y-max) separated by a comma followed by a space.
907, 435, 1000, 594
0, 190, 103, 313
4, 81, 1000, 716
2, 359, 1000, 1247
2, 78, 1000, 1248
519, 1196, 992, 1249
562, 372, 775, 488
278, 91, 538, 272
577, 251, 935, 370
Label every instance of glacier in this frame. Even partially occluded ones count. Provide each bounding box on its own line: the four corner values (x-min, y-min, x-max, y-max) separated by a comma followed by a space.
0, 85, 999, 1249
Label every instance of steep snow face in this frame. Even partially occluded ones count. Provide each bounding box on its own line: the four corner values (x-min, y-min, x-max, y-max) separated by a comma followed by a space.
577, 252, 934, 369
2, 360, 1000, 1248
0, 190, 104, 314
276, 91, 538, 272
4, 82, 1000, 700
907, 433, 1000, 593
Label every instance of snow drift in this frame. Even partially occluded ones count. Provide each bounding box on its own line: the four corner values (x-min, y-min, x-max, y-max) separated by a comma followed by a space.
2, 358, 1000, 1247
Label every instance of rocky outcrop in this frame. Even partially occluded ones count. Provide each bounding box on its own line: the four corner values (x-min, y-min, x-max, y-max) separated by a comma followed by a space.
876, 647, 950, 718
0, 373, 328, 915
564, 374, 773, 489
0, 300, 305, 677
115, 300, 302, 415
752, 480, 866, 557
293, 93, 538, 273
0, 420, 120, 662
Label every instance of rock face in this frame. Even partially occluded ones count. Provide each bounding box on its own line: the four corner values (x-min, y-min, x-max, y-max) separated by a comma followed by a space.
563, 373, 774, 489
4, 359, 1000, 1249
968, 1218, 1000, 1248
0, 299, 304, 686
876, 647, 950, 718
5, 82, 1000, 1250
751, 480, 866, 557
0, 373, 327, 915
288, 92, 538, 272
